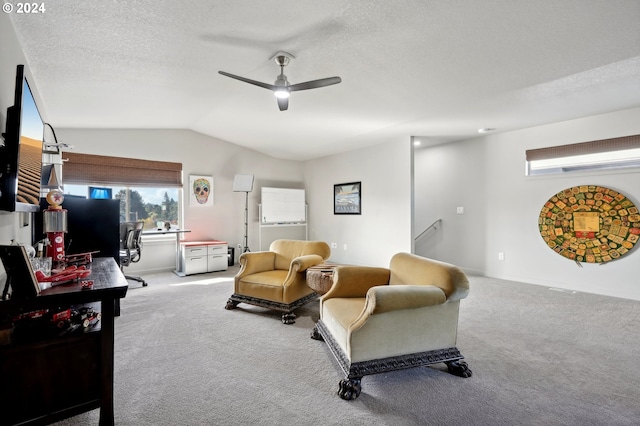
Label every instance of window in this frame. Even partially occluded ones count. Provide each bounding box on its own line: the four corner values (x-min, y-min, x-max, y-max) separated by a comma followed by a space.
64, 184, 181, 229
62, 152, 183, 230
526, 134, 640, 176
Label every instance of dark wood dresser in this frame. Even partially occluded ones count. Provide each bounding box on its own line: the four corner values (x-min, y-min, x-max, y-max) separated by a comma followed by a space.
0, 258, 128, 426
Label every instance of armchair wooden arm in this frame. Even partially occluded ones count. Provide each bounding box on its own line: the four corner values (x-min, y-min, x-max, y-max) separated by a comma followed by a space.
292, 254, 325, 273
389, 253, 469, 301
322, 266, 391, 300
282, 254, 325, 286
237, 251, 276, 277
348, 285, 447, 334
365, 285, 447, 314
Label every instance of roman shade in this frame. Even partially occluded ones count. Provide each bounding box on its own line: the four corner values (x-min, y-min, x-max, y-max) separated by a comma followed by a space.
63, 152, 182, 187
526, 134, 640, 161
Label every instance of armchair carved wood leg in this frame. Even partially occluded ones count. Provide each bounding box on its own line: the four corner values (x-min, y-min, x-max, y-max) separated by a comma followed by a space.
338, 377, 362, 400
445, 360, 472, 378
225, 299, 239, 310
310, 325, 323, 341
281, 312, 296, 324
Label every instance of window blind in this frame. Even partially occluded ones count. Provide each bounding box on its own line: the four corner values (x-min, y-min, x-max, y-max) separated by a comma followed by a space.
526, 134, 640, 161
62, 152, 182, 187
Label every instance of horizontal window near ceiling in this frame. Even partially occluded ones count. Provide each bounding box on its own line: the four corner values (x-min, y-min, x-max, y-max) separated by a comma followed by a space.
525, 135, 640, 176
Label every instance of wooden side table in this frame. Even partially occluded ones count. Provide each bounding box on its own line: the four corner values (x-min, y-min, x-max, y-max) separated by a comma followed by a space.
306, 264, 338, 295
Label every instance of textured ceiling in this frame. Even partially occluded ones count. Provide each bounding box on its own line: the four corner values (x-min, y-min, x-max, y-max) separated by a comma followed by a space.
8, 0, 640, 160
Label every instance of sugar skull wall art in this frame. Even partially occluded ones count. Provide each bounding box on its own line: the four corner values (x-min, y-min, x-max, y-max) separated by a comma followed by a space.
189, 175, 214, 206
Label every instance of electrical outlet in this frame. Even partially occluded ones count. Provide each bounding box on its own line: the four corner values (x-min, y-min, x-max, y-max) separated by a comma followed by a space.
330, 242, 337, 249
498, 252, 505, 261
456, 206, 464, 214
237, 243, 242, 250
343, 243, 348, 250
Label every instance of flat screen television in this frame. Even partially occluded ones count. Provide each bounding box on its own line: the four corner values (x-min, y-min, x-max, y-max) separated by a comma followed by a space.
0, 64, 44, 212
88, 186, 112, 199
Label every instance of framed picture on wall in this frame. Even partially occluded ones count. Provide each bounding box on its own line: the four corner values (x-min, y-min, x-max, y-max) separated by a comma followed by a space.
334, 182, 361, 215
189, 175, 214, 207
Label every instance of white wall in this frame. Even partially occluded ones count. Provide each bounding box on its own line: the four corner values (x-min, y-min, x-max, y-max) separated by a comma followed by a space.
59, 129, 414, 272
414, 107, 640, 300
414, 137, 487, 274
304, 137, 413, 267
58, 128, 305, 273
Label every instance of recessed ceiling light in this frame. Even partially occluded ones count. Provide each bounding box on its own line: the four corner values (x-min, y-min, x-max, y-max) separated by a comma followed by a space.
478, 128, 496, 134
413, 140, 421, 146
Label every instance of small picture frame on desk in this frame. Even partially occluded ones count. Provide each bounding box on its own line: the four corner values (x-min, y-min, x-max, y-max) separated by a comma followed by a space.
334, 182, 361, 215
0, 245, 41, 299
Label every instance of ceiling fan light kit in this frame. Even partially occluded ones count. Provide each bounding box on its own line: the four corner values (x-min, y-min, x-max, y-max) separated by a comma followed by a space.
219, 51, 341, 111
274, 89, 290, 99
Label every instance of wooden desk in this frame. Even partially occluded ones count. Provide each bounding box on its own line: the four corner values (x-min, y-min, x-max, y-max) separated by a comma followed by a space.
0, 258, 128, 426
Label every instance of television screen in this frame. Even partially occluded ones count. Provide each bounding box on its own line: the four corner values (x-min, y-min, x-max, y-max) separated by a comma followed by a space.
0, 65, 44, 212
16, 76, 44, 206
88, 186, 112, 199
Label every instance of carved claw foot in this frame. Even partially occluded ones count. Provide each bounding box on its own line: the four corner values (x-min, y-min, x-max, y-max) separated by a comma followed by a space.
338, 378, 362, 400
282, 312, 296, 324
310, 326, 324, 341
445, 360, 472, 378
225, 299, 239, 310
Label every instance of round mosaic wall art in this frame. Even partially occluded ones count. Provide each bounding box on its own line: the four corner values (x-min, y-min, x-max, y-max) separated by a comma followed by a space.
538, 186, 639, 263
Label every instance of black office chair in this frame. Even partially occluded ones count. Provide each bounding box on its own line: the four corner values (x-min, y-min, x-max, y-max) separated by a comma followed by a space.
119, 221, 147, 287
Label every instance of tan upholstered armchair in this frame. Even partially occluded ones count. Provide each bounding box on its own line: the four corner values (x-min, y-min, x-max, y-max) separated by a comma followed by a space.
312, 252, 471, 400
225, 239, 331, 324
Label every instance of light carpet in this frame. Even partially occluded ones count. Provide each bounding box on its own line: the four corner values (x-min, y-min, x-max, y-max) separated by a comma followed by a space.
54, 266, 640, 425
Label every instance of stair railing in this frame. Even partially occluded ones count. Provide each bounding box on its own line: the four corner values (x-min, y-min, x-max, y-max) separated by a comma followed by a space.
414, 218, 442, 242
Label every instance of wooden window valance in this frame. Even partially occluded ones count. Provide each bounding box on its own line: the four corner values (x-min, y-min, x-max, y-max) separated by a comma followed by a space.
62, 152, 183, 187
526, 134, 640, 161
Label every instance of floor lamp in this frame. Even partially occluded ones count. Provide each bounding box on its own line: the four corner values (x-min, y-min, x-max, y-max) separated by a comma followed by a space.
233, 174, 254, 253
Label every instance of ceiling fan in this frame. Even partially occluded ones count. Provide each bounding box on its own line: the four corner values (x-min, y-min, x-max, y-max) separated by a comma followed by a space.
218, 51, 341, 111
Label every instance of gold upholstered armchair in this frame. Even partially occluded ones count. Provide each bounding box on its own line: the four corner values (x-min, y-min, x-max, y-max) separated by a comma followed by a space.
312, 252, 472, 400
225, 239, 331, 324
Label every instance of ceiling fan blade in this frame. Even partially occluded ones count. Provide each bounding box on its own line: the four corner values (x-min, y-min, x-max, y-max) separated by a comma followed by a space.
277, 97, 289, 111
218, 71, 276, 91
288, 76, 342, 92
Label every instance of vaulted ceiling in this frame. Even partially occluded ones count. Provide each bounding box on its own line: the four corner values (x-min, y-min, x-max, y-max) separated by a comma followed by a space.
8, 0, 640, 160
